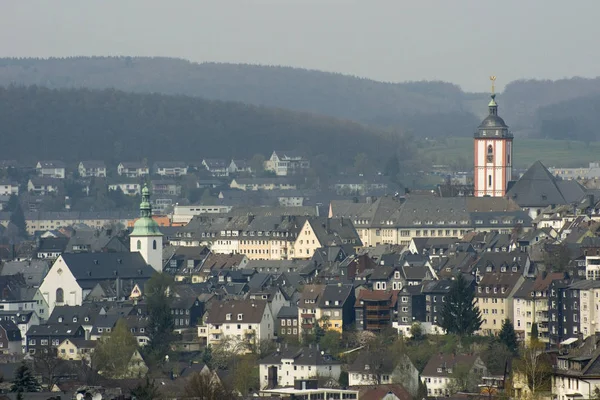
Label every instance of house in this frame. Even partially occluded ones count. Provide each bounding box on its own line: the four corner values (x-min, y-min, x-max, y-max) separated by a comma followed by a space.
0, 181, 19, 196
25, 323, 85, 354
421, 353, 488, 397
117, 162, 149, 178
153, 162, 188, 177
202, 159, 229, 177
259, 345, 341, 389
200, 299, 273, 351
298, 285, 325, 338
0, 311, 41, 352
0, 260, 50, 288
348, 351, 419, 397
292, 218, 362, 260
47, 304, 102, 340
78, 161, 107, 178
264, 151, 310, 176
276, 306, 299, 340
318, 283, 355, 333
36, 161, 66, 179
0, 274, 49, 321
476, 271, 525, 335
552, 335, 600, 400
57, 338, 95, 361
355, 289, 399, 333
108, 182, 141, 196
65, 229, 128, 254
358, 385, 412, 400
39, 252, 155, 314
36, 237, 69, 259
228, 159, 252, 174
0, 320, 22, 354
27, 177, 62, 195
171, 296, 203, 329
151, 180, 182, 196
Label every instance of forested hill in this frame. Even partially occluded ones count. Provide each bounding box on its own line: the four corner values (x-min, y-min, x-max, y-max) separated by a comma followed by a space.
0, 85, 401, 166
535, 93, 600, 142
0, 57, 482, 138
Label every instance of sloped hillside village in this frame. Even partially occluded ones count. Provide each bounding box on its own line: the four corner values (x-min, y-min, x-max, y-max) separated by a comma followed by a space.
3, 110, 600, 398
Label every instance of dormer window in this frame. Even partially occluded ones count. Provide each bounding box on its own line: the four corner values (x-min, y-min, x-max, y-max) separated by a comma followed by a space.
73, 317, 78, 323
226, 313, 232, 321
365, 364, 370, 370
478, 287, 482, 293
501, 266, 506, 272
486, 287, 490, 293
486, 266, 492, 272
512, 266, 518, 272
58, 317, 63, 323
494, 287, 498, 293
325, 301, 330, 306
437, 367, 442, 373
448, 368, 453, 374
237, 313, 243, 321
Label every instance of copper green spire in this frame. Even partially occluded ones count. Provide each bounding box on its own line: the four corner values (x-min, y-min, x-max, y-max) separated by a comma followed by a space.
130, 184, 162, 237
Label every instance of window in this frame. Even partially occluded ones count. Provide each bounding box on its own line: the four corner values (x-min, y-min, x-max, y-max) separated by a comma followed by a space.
153, 240, 157, 250
488, 175, 492, 187
137, 240, 141, 250
487, 144, 493, 162
237, 314, 243, 321
56, 288, 64, 303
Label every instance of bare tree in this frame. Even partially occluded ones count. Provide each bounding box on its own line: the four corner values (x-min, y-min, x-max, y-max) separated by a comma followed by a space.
514, 340, 552, 398
33, 349, 67, 391
184, 372, 236, 400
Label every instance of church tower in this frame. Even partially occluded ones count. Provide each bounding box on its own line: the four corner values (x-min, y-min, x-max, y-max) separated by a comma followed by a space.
474, 77, 513, 197
130, 184, 163, 272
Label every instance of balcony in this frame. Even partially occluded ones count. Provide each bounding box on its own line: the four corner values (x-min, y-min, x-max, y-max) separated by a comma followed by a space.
301, 313, 315, 319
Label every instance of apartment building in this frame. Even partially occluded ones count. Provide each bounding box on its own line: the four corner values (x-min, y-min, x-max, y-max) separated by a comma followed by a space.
476, 272, 525, 335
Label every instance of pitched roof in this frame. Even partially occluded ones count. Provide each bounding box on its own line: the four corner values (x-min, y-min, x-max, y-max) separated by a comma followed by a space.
259, 345, 341, 366
205, 299, 268, 324
422, 353, 481, 377
358, 384, 412, 400
37, 161, 66, 168
508, 161, 585, 207
319, 284, 353, 307
79, 161, 106, 169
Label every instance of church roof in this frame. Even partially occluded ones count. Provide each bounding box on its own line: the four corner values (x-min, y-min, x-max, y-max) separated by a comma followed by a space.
507, 160, 586, 207
130, 185, 162, 237
474, 94, 512, 139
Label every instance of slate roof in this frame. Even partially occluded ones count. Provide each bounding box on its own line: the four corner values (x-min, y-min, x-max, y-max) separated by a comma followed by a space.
79, 161, 106, 169
37, 161, 66, 168
508, 161, 586, 207
47, 304, 102, 325
319, 284, 353, 308
358, 385, 412, 400
29, 177, 63, 187
119, 162, 147, 169
422, 353, 481, 377
26, 323, 83, 336
277, 306, 298, 319
260, 345, 341, 366
206, 299, 268, 324
477, 272, 523, 298
59, 252, 154, 289
154, 161, 187, 169
37, 237, 69, 253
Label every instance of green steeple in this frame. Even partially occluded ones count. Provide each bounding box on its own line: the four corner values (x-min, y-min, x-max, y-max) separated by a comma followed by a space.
130, 184, 162, 237
488, 93, 498, 107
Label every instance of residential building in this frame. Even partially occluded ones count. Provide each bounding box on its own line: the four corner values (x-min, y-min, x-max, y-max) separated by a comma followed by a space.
171, 204, 232, 226
39, 253, 155, 314
36, 161, 66, 179
25, 323, 85, 354
57, 338, 95, 361
200, 299, 273, 351
264, 151, 310, 176
108, 182, 141, 196
259, 346, 341, 389
292, 217, 361, 260
276, 306, 299, 339
228, 159, 251, 174
24, 210, 137, 235
0, 320, 22, 354
36, 237, 69, 259
151, 180, 182, 196
348, 351, 419, 397
421, 353, 488, 397
318, 284, 355, 333
27, 177, 62, 196
0, 276, 49, 322
355, 289, 399, 333
0, 181, 18, 196
552, 335, 600, 400
0, 311, 41, 352
476, 271, 525, 335
202, 159, 229, 177
171, 296, 203, 329
548, 277, 578, 345
230, 178, 297, 191
298, 285, 325, 338
117, 162, 149, 178
78, 161, 107, 178
153, 161, 188, 177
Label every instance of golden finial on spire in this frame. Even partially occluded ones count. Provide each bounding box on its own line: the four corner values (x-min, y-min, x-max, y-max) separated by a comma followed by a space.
490, 75, 497, 95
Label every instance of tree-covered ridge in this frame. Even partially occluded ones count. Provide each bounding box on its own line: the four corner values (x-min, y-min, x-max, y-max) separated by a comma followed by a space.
0, 85, 399, 166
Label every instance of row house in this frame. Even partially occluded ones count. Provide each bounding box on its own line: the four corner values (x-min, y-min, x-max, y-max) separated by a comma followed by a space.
548, 277, 579, 346
199, 299, 273, 352
0, 181, 18, 196
298, 285, 324, 338
553, 335, 600, 400
264, 150, 310, 176
292, 218, 361, 260
26, 323, 86, 354
24, 210, 137, 235
229, 177, 297, 191
276, 306, 299, 339
117, 162, 149, 178
513, 273, 566, 343
476, 271, 525, 335
36, 161, 66, 179
153, 161, 188, 177
329, 196, 531, 247
0, 311, 41, 353
396, 280, 454, 336
78, 161, 107, 178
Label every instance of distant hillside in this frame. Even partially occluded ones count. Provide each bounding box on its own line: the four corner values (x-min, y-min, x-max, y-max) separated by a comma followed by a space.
0, 57, 482, 138
534, 93, 600, 142
0, 85, 400, 167
1, 57, 599, 140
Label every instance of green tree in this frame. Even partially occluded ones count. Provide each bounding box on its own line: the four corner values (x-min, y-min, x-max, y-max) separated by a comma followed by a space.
145, 273, 175, 363
8, 195, 27, 238
233, 356, 259, 396
440, 274, 482, 336
531, 323, 539, 342
384, 154, 400, 178
514, 340, 552, 397
130, 376, 160, 400
92, 318, 138, 378
543, 243, 571, 272
319, 330, 342, 355
498, 319, 519, 355
10, 362, 40, 393
249, 153, 265, 175
410, 322, 425, 341
202, 345, 213, 368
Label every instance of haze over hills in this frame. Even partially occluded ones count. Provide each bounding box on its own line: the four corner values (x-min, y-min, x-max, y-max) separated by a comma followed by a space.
1, 57, 599, 141
0, 85, 402, 168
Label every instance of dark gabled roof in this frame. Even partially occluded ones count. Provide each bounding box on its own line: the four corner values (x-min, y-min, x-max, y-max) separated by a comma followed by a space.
47, 304, 102, 325
369, 266, 396, 281
79, 161, 106, 169
507, 161, 585, 207
59, 252, 154, 285
401, 265, 429, 280
206, 299, 268, 324
154, 161, 187, 169
319, 284, 353, 307
26, 323, 83, 337
277, 306, 298, 319
119, 161, 147, 169
0, 319, 21, 339
0, 311, 36, 324
37, 160, 66, 168
37, 237, 69, 252
422, 353, 481, 377
29, 177, 63, 187
260, 345, 341, 366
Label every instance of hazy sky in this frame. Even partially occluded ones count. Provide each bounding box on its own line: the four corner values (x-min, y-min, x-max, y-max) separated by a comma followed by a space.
1, 0, 598, 92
